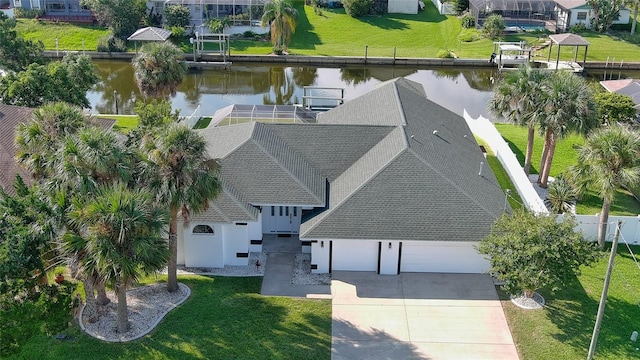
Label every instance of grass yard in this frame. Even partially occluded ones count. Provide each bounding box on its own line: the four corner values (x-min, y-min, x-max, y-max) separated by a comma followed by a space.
475, 136, 523, 210
192, 116, 212, 129
11, 2, 640, 60
14, 19, 110, 51
503, 244, 640, 360
10, 275, 332, 360
98, 115, 139, 134
494, 124, 640, 216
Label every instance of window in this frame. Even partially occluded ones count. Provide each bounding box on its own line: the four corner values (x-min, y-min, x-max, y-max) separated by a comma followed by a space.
293, 207, 297, 217
45, 1, 66, 10
193, 225, 214, 234
271, 206, 275, 216
13, 0, 21, 7
576, 12, 587, 20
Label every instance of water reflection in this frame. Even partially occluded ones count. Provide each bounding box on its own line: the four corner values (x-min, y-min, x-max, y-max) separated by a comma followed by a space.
85, 61, 510, 118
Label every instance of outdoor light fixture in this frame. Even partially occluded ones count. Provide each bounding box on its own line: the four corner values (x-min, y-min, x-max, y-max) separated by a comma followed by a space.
388, 242, 392, 249
321, 241, 324, 248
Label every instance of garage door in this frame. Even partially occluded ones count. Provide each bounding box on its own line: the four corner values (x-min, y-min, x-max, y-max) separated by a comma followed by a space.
400, 241, 489, 273
332, 240, 379, 272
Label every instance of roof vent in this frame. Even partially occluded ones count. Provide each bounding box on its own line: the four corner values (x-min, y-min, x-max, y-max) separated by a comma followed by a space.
432, 130, 438, 135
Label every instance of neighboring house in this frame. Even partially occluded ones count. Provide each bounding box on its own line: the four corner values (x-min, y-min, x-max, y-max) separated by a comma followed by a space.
0, 103, 115, 195
600, 78, 640, 118
0, 104, 33, 196
555, 0, 631, 31
154, 0, 268, 29
10, 0, 92, 20
178, 78, 507, 275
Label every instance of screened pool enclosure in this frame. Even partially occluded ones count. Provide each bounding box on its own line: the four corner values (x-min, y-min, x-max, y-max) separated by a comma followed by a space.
469, 0, 557, 29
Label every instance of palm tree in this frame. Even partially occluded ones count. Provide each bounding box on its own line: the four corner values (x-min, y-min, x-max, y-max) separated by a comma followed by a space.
538, 71, 598, 188
261, 0, 298, 52
15, 102, 86, 180
569, 124, 640, 249
544, 175, 577, 214
69, 183, 169, 333
141, 124, 221, 292
488, 65, 550, 175
131, 42, 188, 97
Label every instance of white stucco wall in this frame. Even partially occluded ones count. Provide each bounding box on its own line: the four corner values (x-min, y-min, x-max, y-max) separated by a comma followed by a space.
183, 223, 224, 268
223, 223, 250, 266
177, 223, 185, 265
310, 241, 330, 274
388, 0, 418, 14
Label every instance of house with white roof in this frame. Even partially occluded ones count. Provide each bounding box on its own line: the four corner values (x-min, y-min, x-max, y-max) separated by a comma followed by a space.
177, 78, 507, 275
554, 0, 631, 31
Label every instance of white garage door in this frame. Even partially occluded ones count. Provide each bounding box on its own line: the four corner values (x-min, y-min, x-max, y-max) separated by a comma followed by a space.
400, 241, 489, 273
332, 240, 379, 272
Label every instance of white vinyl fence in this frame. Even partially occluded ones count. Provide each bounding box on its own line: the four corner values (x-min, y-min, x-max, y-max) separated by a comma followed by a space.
431, 0, 456, 14
463, 111, 640, 243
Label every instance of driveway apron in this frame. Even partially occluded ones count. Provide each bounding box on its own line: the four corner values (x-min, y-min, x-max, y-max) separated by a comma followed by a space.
331, 272, 519, 360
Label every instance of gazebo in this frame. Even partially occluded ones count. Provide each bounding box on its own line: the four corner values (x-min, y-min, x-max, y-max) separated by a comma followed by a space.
546, 33, 589, 71
127, 27, 172, 42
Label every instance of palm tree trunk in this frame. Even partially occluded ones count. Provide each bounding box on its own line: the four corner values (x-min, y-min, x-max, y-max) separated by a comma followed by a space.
540, 132, 556, 188
524, 126, 535, 175
82, 277, 99, 323
538, 129, 551, 184
167, 207, 179, 293
598, 199, 611, 250
96, 280, 110, 306
116, 283, 129, 333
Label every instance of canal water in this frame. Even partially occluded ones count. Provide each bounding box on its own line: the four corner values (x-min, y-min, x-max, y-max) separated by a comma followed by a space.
87, 60, 640, 119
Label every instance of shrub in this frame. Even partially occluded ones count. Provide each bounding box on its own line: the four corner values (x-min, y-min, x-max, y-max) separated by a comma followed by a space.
96, 34, 127, 52
453, 0, 469, 14
482, 14, 505, 39
457, 30, 478, 42
569, 22, 587, 33
610, 22, 631, 31
461, 13, 475, 28
437, 49, 455, 58
343, 0, 373, 17
170, 26, 185, 38
163, 5, 191, 28
13, 8, 44, 19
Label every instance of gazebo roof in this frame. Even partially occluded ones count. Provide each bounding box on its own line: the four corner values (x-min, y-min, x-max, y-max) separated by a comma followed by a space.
549, 33, 590, 46
127, 27, 172, 42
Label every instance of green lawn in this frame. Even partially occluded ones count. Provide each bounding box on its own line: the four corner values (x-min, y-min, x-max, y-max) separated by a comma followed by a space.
98, 115, 138, 133
10, 275, 332, 360
494, 124, 640, 216
503, 244, 640, 360
192, 116, 212, 129
15, 19, 110, 51
12, 2, 640, 61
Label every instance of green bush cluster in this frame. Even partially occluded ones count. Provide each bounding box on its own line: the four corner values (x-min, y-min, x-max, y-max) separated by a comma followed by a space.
437, 49, 455, 58
343, 0, 373, 18
461, 13, 475, 28
163, 4, 191, 28
482, 14, 504, 39
569, 22, 587, 33
96, 34, 127, 52
13, 8, 44, 19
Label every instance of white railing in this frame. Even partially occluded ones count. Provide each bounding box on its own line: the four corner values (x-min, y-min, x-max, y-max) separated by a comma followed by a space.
430, 0, 455, 15
464, 111, 548, 214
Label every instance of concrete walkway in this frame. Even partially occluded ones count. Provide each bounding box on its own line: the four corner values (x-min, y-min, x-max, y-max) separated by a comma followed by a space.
331, 272, 518, 360
260, 235, 330, 298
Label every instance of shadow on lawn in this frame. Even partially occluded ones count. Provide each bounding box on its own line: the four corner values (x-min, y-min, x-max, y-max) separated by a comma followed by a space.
544, 272, 640, 359
501, 136, 540, 175
289, 3, 322, 50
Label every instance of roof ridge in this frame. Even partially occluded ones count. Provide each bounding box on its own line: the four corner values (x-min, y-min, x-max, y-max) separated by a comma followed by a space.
250, 123, 325, 204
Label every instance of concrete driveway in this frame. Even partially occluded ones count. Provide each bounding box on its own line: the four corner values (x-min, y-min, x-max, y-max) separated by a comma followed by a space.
331, 272, 519, 360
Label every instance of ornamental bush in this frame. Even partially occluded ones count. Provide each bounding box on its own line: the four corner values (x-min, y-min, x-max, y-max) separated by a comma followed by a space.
343, 0, 373, 18
164, 5, 191, 28
482, 14, 505, 39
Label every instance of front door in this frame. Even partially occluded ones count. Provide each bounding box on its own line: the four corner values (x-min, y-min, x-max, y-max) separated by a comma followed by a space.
263, 206, 301, 234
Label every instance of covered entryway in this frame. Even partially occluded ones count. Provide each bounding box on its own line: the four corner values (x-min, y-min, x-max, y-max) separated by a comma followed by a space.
332, 240, 378, 272
400, 241, 489, 273
331, 272, 518, 359
262, 206, 301, 234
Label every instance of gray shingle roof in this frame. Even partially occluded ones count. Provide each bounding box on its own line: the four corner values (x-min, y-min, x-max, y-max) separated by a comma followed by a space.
198, 77, 506, 243
190, 180, 259, 223
127, 27, 172, 42
0, 104, 33, 196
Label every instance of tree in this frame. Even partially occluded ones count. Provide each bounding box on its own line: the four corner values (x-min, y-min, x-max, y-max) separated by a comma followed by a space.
587, 0, 624, 32
594, 92, 638, 125
0, 12, 47, 73
544, 175, 577, 214
80, 0, 146, 38
631, 0, 639, 34
164, 5, 191, 28
482, 14, 505, 40
69, 183, 169, 333
569, 124, 640, 249
538, 71, 598, 188
342, 0, 373, 18
489, 65, 550, 175
131, 42, 188, 97
0, 178, 77, 357
261, 0, 298, 52
0, 53, 98, 108
477, 209, 599, 298
141, 124, 221, 292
